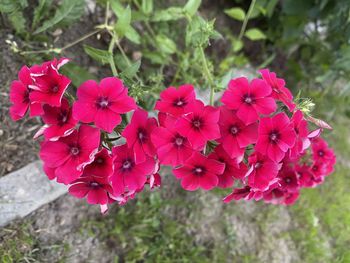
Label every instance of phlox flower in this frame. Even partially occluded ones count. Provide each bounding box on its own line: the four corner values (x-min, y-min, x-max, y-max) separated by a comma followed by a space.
259, 69, 295, 111
40, 125, 100, 184
122, 108, 158, 164
175, 100, 220, 149
209, 145, 247, 188
289, 110, 310, 159
221, 77, 276, 125
173, 151, 225, 191
83, 148, 114, 177
246, 152, 280, 191
9, 66, 43, 121
110, 144, 156, 197
151, 114, 194, 166
218, 106, 258, 158
223, 186, 254, 203
154, 84, 196, 117
68, 174, 114, 205
255, 112, 296, 162
73, 77, 136, 132
41, 98, 77, 141
29, 61, 71, 107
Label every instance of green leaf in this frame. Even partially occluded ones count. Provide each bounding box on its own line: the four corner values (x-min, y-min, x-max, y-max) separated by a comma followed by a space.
151, 7, 184, 22
83, 45, 111, 64
32, 0, 52, 29
115, 5, 131, 37
60, 63, 97, 87
0, 0, 27, 13
33, 0, 84, 34
110, 0, 124, 17
9, 9, 26, 33
143, 51, 165, 64
141, 0, 153, 15
183, 0, 201, 17
232, 39, 243, 52
156, 35, 177, 54
224, 7, 246, 21
125, 26, 141, 44
121, 60, 141, 79
244, 28, 267, 41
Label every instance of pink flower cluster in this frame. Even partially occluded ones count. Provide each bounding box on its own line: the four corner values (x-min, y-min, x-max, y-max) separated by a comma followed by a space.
9, 59, 336, 211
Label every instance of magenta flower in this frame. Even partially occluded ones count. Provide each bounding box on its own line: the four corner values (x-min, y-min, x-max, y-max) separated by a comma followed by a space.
154, 84, 196, 117
221, 77, 276, 124
151, 114, 194, 166
255, 112, 296, 162
29, 63, 71, 107
289, 110, 310, 159
173, 151, 225, 191
83, 148, 114, 177
68, 174, 114, 205
259, 69, 295, 111
73, 77, 137, 132
175, 100, 220, 150
122, 108, 158, 164
41, 98, 77, 141
223, 186, 253, 203
40, 125, 100, 184
218, 106, 258, 158
278, 168, 300, 193
247, 152, 280, 191
9, 66, 43, 121
209, 145, 247, 188
110, 144, 156, 197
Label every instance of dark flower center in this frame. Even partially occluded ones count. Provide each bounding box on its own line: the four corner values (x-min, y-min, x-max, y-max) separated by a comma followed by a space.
57, 110, 69, 126
70, 146, 80, 156
122, 159, 133, 171
191, 117, 203, 130
254, 162, 262, 169
89, 182, 100, 189
137, 128, 148, 143
230, 125, 240, 135
318, 150, 324, 157
173, 135, 185, 147
51, 85, 59, 93
269, 130, 280, 143
284, 177, 292, 184
23, 90, 30, 103
243, 94, 254, 105
96, 97, 110, 109
96, 157, 104, 164
193, 166, 206, 176
173, 98, 186, 107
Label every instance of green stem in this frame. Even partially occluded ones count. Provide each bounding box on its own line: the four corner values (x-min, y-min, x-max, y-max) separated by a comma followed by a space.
238, 0, 256, 41
199, 46, 215, 105
108, 33, 119, 77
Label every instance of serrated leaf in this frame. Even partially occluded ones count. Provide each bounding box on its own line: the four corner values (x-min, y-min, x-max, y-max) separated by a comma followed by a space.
156, 35, 177, 54
83, 45, 111, 64
244, 28, 266, 41
121, 60, 141, 79
60, 63, 97, 87
151, 7, 184, 22
33, 0, 84, 34
183, 0, 201, 17
224, 7, 246, 21
115, 5, 131, 37
141, 0, 153, 15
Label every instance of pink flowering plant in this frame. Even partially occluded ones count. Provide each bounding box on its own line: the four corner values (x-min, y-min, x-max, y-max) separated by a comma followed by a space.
9, 56, 336, 213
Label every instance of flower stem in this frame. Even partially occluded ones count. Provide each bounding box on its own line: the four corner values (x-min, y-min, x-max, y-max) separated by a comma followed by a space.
238, 0, 256, 41
108, 33, 119, 77
199, 46, 215, 105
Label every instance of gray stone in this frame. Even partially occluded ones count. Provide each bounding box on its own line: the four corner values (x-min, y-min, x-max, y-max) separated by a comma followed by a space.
0, 160, 67, 227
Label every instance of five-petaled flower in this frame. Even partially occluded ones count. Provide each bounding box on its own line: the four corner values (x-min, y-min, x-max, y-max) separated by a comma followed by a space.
73, 77, 136, 132
173, 151, 225, 191
221, 77, 276, 125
